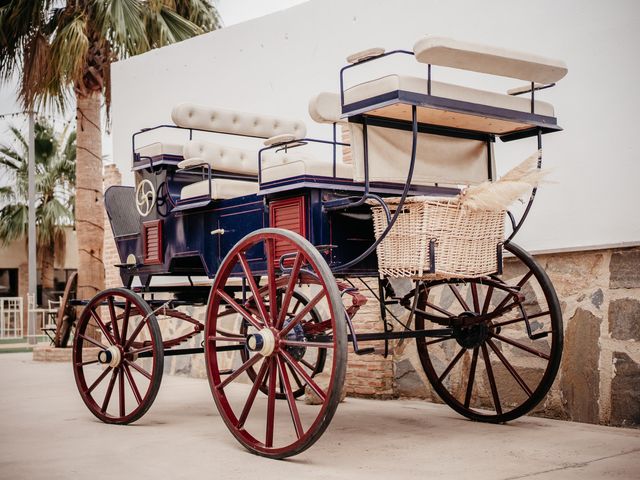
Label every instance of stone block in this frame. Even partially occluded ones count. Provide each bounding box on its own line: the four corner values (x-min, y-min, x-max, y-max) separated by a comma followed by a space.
608, 298, 640, 340
394, 358, 428, 398
32, 346, 73, 362
610, 248, 640, 289
610, 353, 640, 427
560, 308, 601, 423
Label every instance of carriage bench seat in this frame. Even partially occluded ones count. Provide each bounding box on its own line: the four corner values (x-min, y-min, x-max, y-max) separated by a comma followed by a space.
260, 151, 353, 184
344, 75, 555, 118
177, 141, 261, 200
179, 178, 258, 200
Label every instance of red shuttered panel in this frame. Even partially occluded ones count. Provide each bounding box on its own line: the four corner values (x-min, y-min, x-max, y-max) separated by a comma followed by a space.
269, 197, 306, 265
142, 220, 163, 265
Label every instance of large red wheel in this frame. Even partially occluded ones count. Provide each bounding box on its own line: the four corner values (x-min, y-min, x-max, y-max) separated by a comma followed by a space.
205, 229, 347, 458
72, 288, 164, 424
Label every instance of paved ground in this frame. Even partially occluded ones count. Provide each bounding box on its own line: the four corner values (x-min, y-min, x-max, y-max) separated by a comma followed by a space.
0, 353, 638, 480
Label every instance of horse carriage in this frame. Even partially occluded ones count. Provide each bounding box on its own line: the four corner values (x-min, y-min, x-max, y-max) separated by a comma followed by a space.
69, 36, 567, 458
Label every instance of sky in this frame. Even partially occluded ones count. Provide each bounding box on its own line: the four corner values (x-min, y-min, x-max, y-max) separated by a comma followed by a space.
0, 0, 308, 175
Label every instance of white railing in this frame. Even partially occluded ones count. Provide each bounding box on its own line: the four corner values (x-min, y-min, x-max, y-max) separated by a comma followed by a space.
0, 297, 23, 339
27, 294, 57, 338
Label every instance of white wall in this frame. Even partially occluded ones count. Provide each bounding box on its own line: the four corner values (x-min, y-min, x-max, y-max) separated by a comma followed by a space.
111, 0, 640, 253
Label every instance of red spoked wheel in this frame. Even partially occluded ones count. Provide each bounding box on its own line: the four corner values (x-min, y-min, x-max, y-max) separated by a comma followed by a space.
72, 288, 164, 424
205, 229, 347, 458
412, 242, 563, 423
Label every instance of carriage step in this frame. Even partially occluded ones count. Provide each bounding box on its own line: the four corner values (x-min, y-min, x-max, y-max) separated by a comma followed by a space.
354, 347, 375, 355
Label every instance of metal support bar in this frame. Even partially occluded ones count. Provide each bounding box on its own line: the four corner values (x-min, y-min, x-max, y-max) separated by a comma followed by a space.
505, 128, 543, 243
315, 328, 452, 345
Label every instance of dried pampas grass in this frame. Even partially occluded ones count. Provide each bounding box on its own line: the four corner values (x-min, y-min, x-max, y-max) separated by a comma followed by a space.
460, 150, 549, 211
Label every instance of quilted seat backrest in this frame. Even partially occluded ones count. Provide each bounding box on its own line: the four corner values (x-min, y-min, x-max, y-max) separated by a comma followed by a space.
171, 103, 307, 140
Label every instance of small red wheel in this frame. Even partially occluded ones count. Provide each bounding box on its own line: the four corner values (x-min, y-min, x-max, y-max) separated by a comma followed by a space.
72, 288, 164, 424
205, 229, 347, 458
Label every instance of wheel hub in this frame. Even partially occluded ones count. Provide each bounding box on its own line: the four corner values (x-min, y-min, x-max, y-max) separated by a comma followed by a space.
453, 312, 489, 349
98, 345, 122, 367
246, 328, 276, 356
282, 319, 306, 361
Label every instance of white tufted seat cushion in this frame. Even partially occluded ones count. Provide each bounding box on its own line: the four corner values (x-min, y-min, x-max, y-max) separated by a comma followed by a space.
180, 178, 258, 200
261, 151, 353, 184
172, 103, 307, 140
179, 140, 258, 175
135, 142, 183, 157
344, 75, 555, 117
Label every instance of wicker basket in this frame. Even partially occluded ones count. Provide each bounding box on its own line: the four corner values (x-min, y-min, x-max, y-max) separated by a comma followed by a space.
371, 196, 505, 279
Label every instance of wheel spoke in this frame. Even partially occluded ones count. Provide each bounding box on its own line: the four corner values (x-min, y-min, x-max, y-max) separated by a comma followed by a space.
487, 339, 533, 397
76, 359, 100, 367
121, 300, 131, 346
207, 335, 246, 344
101, 369, 118, 413
276, 253, 304, 329
238, 358, 270, 428
291, 298, 301, 314
280, 350, 326, 402
470, 283, 480, 312
481, 343, 502, 415
124, 316, 149, 350
481, 286, 494, 315
89, 308, 116, 346
279, 290, 325, 338
421, 300, 454, 318
125, 359, 152, 380
126, 345, 154, 357
107, 296, 121, 344
300, 358, 316, 372
78, 333, 107, 350
237, 252, 269, 324
118, 367, 125, 417
86, 366, 112, 394
265, 357, 277, 447
491, 332, 550, 360
215, 289, 263, 331
277, 355, 303, 439
123, 364, 142, 405
287, 362, 304, 390
464, 347, 479, 408
438, 348, 466, 382
218, 353, 262, 390
449, 284, 470, 311
265, 238, 279, 327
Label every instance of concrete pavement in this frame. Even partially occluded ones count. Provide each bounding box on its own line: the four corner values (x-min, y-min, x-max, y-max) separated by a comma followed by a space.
0, 352, 638, 480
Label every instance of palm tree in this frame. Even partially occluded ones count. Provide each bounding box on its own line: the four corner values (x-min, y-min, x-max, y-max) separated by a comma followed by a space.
0, 1, 221, 302
0, 118, 76, 291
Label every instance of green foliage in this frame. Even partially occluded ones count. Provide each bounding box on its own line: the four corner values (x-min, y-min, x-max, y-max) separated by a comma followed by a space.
0, 0, 221, 110
0, 118, 76, 253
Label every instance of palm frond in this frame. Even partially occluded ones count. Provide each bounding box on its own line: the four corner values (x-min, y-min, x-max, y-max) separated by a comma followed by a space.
104, 0, 149, 56
49, 14, 89, 85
